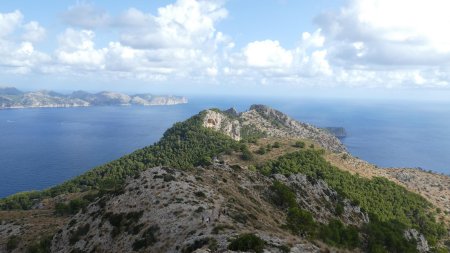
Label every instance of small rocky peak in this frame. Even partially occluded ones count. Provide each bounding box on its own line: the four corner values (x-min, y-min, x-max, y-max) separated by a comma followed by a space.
224, 107, 239, 117
249, 104, 270, 113
249, 104, 292, 127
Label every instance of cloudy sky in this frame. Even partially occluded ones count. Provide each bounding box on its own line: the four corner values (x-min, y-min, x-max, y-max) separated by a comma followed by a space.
1, 0, 450, 98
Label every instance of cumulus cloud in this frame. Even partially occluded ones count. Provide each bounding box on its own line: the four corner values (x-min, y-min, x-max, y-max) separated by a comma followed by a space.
0, 10, 50, 74
0, 10, 23, 37
243, 40, 293, 68
55, 28, 106, 70
2, 0, 450, 89
224, 29, 332, 85
62, 3, 110, 29
118, 0, 227, 49
316, 0, 450, 66
22, 21, 46, 42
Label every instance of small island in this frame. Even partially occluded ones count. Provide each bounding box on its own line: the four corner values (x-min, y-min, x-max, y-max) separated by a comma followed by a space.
0, 87, 188, 109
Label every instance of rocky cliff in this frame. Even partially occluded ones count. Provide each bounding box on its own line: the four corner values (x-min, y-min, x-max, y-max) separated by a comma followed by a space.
202, 105, 346, 153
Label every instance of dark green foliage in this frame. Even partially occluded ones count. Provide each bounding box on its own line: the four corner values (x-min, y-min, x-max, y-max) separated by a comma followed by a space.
259, 150, 445, 249
105, 211, 144, 237
256, 147, 266, 155
269, 181, 297, 209
272, 141, 281, 148
182, 238, 217, 253
1, 111, 238, 210
6, 236, 19, 252
194, 191, 206, 198
163, 174, 176, 182
286, 207, 316, 237
364, 216, 418, 253
69, 224, 90, 245
132, 225, 160, 251
212, 224, 234, 234
55, 198, 89, 215
319, 219, 359, 249
240, 144, 254, 161
26, 235, 53, 253
228, 233, 265, 253
240, 124, 267, 143
335, 202, 344, 216
293, 141, 305, 148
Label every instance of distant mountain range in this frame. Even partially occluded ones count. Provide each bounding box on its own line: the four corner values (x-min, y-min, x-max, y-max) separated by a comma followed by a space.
0, 87, 188, 109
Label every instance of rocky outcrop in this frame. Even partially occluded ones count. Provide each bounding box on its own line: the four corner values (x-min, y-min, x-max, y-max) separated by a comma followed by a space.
51, 162, 367, 253
203, 110, 241, 141
202, 105, 346, 153
273, 174, 369, 226
323, 127, 347, 138
404, 229, 430, 253
0, 87, 188, 109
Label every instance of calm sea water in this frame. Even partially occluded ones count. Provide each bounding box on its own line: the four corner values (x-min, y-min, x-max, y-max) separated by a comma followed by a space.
1, 96, 449, 197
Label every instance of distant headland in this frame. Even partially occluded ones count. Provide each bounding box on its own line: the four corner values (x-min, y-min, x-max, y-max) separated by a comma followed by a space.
0, 87, 188, 109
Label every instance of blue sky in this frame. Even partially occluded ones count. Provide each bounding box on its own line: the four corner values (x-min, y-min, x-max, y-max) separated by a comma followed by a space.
1, 0, 450, 99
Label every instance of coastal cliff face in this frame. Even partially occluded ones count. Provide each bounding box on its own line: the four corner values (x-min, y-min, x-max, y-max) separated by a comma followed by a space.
202, 105, 346, 153
0, 87, 188, 109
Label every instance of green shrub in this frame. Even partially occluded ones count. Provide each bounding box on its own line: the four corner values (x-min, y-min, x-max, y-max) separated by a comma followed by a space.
319, 219, 359, 249
26, 235, 53, 253
228, 233, 265, 253
269, 181, 297, 209
132, 225, 160, 251
182, 238, 217, 253
272, 142, 281, 148
69, 224, 90, 245
256, 147, 266, 155
6, 235, 19, 252
293, 141, 305, 148
241, 145, 254, 161
335, 202, 344, 216
286, 207, 316, 237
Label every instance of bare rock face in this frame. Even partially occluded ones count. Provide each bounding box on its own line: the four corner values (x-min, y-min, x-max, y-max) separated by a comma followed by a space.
404, 229, 430, 253
203, 110, 241, 141
273, 174, 369, 226
202, 105, 346, 153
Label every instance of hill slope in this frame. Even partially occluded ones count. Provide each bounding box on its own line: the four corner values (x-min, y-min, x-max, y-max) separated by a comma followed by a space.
0, 105, 448, 253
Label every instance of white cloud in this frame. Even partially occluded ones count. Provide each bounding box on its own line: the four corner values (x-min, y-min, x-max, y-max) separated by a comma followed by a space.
22, 21, 46, 42
0, 10, 23, 37
118, 0, 227, 49
0, 11, 49, 74
243, 40, 293, 68
63, 3, 110, 29
316, 0, 450, 66
56, 29, 106, 70
2, 1, 450, 90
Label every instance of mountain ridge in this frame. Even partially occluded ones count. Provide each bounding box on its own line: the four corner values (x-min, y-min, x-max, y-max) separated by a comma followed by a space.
0, 87, 188, 109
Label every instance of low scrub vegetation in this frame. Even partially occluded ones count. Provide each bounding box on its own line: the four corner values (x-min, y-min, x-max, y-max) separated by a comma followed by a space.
228, 233, 265, 253
262, 151, 447, 251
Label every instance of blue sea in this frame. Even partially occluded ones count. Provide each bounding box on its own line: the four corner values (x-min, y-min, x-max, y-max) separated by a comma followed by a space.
1, 96, 449, 198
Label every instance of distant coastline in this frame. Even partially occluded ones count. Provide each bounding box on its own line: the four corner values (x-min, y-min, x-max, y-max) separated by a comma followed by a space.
0, 87, 188, 109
